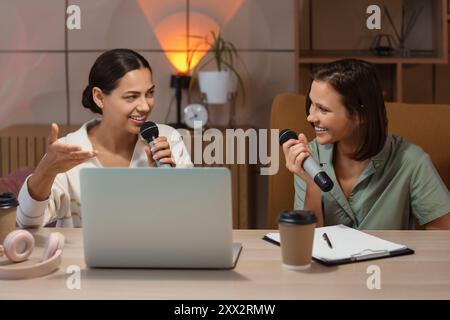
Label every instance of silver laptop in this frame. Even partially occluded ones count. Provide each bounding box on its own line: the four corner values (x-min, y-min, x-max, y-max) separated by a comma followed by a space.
80, 167, 242, 269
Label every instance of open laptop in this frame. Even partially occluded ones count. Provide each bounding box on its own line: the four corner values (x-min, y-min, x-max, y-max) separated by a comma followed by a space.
80, 167, 242, 269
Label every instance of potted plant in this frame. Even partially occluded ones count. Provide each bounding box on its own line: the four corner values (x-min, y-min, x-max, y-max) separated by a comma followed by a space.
189, 31, 245, 105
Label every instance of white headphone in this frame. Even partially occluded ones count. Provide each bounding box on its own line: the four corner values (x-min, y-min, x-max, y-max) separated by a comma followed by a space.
0, 230, 64, 280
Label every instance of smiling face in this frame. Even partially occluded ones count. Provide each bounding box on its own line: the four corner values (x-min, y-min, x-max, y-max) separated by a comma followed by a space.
307, 80, 360, 148
95, 67, 155, 135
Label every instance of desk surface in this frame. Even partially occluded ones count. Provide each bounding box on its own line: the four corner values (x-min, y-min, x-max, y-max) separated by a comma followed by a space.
1, 228, 450, 299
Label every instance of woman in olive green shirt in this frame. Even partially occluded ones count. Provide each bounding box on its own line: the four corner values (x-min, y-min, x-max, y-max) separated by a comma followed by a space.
282, 59, 450, 230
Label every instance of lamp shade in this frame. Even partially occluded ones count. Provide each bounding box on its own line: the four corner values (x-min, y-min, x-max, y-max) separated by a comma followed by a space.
153, 12, 219, 73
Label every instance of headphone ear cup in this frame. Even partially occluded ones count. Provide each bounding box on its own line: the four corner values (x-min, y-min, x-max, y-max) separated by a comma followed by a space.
55, 232, 65, 250
3, 230, 35, 262
42, 232, 65, 261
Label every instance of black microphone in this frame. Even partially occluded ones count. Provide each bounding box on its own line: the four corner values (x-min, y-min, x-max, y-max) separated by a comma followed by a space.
140, 121, 171, 168
279, 129, 334, 192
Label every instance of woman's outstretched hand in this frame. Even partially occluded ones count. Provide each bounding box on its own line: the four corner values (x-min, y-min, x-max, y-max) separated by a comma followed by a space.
34, 123, 97, 176
27, 123, 97, 201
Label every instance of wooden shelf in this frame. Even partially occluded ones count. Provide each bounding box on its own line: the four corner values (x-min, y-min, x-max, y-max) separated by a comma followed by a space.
295, 0, 449, 103
298, 50, 446, 64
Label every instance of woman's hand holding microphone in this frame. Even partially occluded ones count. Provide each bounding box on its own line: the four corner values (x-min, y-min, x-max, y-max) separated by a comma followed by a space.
143, 136, 175, 168
282, 132, 315, 183
140, 121, 174, 168
280, 129, 333, 193
280, 129, 330, 227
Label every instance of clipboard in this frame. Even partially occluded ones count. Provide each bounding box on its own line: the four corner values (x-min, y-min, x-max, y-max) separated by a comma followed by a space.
263, 224, 414, 266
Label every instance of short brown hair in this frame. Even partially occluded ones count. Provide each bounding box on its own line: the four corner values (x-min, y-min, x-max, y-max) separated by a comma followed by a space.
306, 59, 388, 161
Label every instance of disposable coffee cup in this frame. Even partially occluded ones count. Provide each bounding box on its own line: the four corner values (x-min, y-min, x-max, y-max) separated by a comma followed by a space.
278, 210, 317, 270
0, 192, 19, 243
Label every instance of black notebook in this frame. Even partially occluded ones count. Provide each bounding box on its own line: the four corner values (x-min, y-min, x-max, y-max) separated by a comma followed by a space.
263, 224, 414, 266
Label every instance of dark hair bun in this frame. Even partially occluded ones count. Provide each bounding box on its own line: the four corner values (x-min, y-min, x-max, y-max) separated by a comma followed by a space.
82, 85, 102, 114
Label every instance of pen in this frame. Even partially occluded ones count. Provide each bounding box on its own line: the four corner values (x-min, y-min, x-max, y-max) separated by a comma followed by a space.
322, 233, 333, 249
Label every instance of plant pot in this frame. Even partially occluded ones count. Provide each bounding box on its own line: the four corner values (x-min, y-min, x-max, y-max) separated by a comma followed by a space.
198, 70, 233, 104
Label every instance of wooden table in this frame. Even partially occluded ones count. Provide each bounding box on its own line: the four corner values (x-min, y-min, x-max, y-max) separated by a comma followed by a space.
1, 228, 449, 299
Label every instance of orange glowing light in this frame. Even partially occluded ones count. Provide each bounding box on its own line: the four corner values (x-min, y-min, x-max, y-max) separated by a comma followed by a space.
154, 12, 219, 73
137, 0, 245, 27
137, 0, 245, 73
190, 0, 245, 26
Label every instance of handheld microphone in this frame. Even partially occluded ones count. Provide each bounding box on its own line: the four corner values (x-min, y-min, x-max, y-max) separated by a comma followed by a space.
140, 121, 171, 168
279, 129, 334, 192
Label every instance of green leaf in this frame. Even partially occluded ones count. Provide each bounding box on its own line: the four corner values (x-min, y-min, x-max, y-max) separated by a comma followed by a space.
187, 30, 247, 103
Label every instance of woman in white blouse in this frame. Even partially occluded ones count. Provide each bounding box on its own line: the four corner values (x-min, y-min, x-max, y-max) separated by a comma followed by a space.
17, 49, 193, 228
